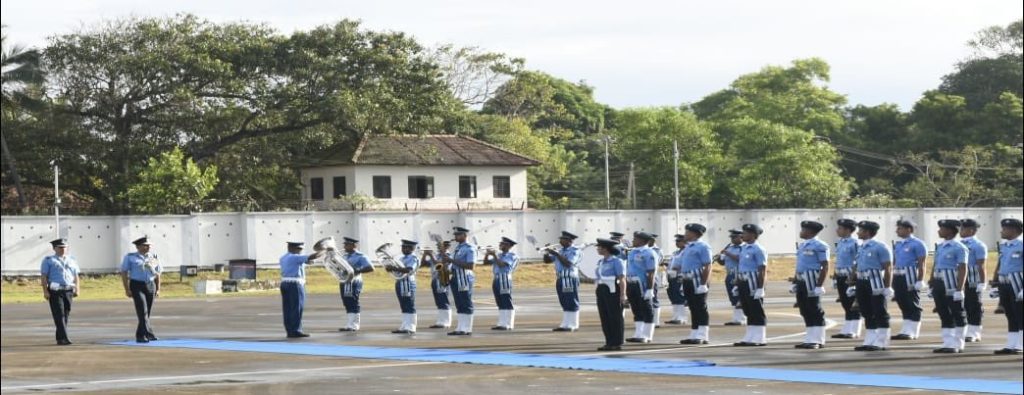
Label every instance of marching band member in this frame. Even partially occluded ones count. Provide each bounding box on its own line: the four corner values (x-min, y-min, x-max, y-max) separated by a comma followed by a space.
930, 220, 969, 353
992, 218, 1023, 355
120, 236, 162, 343
891, 219, 927, 341
793, 220, 829, 349
626, 231, 657, 343
729, 224, 768, 346
665, 234, 690, 325
447, 227, 477, 336
389, 240, 420, 334
545, 231, 582, 332
853, 221, 894, 351
595, 238, 628, 351
279, 241, 321, 338
648, 234, 665, 328
958, 219, 988, 342
40, 238, 79, 345
488, 237, 520, 330
423, 240, 453, 329
719, 229, 746, 326
338, 237, 374, 332
831, 219, 861, 339
677, 224, 714, 345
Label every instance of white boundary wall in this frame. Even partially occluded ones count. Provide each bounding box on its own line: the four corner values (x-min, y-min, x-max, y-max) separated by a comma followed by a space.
3, 208, 1021, 274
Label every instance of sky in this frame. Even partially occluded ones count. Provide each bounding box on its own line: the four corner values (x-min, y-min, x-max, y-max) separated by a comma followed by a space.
2, 0, 1022, 110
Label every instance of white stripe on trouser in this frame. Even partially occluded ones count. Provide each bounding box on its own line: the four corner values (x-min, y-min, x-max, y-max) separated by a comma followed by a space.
967, 265, 981, 287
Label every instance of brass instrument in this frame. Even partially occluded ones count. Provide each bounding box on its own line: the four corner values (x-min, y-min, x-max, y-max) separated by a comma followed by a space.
375, 243, 409, 280
314, 237, 355, 283
427, 236, 452, 287
536, 244, 559, 253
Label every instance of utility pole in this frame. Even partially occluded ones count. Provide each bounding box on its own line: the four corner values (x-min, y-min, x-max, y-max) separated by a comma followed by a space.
603, 136, 611, 210
674, 140, 680, 231
628, 162, 636, 209
52, 161, 61, 237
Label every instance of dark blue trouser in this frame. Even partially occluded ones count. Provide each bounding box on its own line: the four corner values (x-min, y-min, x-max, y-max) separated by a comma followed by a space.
452, 276, 474, 315
835, 274, 860, 321
998, 282, 1023, 332
493, 275, 514, 310
893, 274, 921, 321
667, 277, 686, 305
341, 281, 363, 313
281, 281, 305, 335
681, 278, 708, 328
856, 278, 890, 330
930, 281, 965, 329
431, 278, 450, 310
47, 289, 73, 342
395, 279, 417, 314
737, 280, 766, 326
964, 283, 983, 326
724, 272, 739, 307
597, 283, 624, 346
129, 280, 156, 340
626, 282, 654, 323
796, 281, 825, 327
556, 276, 580, 312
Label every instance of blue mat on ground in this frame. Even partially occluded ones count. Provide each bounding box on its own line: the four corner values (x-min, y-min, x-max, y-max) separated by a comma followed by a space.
110, 339, 1023, 394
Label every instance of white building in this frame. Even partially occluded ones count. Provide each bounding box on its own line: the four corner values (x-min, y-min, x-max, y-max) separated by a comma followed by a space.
299, 134, 540, 210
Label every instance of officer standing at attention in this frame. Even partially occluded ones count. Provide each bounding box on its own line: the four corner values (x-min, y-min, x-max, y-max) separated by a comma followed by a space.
625, 231, 658, 343
665, 233, 690, 325
958, 219, 988, 342
992, 218, 1023, 355
120, 236, 161, 343
891, 219, 927, 341
280, 241, 322, 338
41, 238, 80, 345
676, 224, 714, 345
423, 240, 453, 329
793, 220, 830, 349
594, 238, 628, 351
728, 224, 768, 347
719, 229, 746, 326
389, 239, 420, 334
930, 220, 969, 353
446, 226, 477, 336
545, 231, 582, 332
831, 219, 862, 339
648, 234, 666, 328
338, 237, 374, 332
852, 221, 894, 351
487, 237, 520, 331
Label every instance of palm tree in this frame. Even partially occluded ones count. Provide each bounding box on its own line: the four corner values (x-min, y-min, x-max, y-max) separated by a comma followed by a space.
1, 26, 45, 213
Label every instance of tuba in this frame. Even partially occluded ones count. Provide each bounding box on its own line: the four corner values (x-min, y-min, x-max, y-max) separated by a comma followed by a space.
375, 243, 410, 280
314, 237, 354, 283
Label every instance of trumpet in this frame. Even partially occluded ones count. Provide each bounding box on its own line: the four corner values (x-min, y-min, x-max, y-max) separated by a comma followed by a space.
375, 243, 410, 280
536, 244, 559, 253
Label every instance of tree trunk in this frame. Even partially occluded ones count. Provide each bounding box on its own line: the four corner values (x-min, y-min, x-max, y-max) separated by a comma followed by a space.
0, 130, 27, 213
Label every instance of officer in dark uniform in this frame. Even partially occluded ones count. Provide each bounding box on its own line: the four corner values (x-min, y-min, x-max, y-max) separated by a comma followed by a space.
831, 219, 861, 339
676, 224, 713, 345
958, 218, 988, 342
930, 219, 969, 353
390, 239, 420, 334
338, 237, 374, 332
279, 241, 319, 338
40, 238, 80, 345
793, 220, 829, 349
892, 219, 927, 340
992, 218, 1023, 355
594, 238, 627, 351
119, 236, 162, 343
852, 221, 894, 351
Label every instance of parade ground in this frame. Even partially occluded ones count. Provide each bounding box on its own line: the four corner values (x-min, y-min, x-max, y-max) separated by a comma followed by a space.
2, 283, 1022, 394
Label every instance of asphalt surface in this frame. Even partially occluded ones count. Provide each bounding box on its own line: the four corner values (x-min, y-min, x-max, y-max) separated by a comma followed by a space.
2, 282, 1021, 394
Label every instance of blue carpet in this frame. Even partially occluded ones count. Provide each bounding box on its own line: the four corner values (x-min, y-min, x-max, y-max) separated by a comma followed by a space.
111, 339, 1023, 394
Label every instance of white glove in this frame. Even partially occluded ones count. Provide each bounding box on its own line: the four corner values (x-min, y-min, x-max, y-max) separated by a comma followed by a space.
754, 288, 765, 300
882, 287, 894, 298
975, 283, 986, 294
953, 290, 965, 302
643, 289, 654, 300
813, 287, 825, 297
788, 283, 798, 294
696, 285, 709, 294
846, 286, 857, 298
731, 286, 739, 297
913, 281, 925, 291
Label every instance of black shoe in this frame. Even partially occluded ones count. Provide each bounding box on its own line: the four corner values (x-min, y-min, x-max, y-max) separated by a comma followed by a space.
994, 306, 1005, 314
57, 339, 72, 346
625, 337, 646, 343
854, 345, 880, 351
338, 327, 356, 332
428, 324, 449, 329
447, 330, 465, 336
597, 345, 622, 351
145, 335, 159, 341
890, 333, 912, 340
664, 320, 682, 325
964, 337, 978, 343
391, 329, 411, 334
679, 339, 708, 345
491, 326, 509, 331
796, 343, 822, 349
994, 348, 1023, 355
723, 321, 743, 326
287, 332, 310, 338
933, 347, 961, 354
832, 333, 853, 339
552, 327, 572, 332
733, 341, 758, 347
136, 338, 149, 343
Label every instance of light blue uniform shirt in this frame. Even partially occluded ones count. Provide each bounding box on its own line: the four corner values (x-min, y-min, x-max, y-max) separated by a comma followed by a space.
401, 253, 419, 281
680, 240, 712, 272
627, 246, 657, 289
40, 255, 79, 287
492, 251, 519, 276
738, 243, 767, 273
120, 252, 162, 282
723, 244, 742, 271
669, 248, 684, 272
345, 251, 372, 281
834, 237, 857, 269
961, 237, 988, 267
933, 239, 968, 271
893, 236, 927, 269
796, 238, 829, 273
597, 255, 627, 278
279, 253, 309, 278
855, 239, 892, 271
997, 237, 1023, 275
549, 245, 581, 274
453, 242, 476, 271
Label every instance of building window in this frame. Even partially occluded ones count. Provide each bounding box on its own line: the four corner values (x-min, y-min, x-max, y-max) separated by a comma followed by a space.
408, 176, 434, 199
493, 176, 511, 198
310, 177, 324, 201
372, 176, 392, 199
459, 176, 477, 198
332, 176, 347, 198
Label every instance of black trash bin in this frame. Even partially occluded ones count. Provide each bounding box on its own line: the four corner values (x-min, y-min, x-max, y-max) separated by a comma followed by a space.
179, 265, 198, 282
228, 259, 257, 280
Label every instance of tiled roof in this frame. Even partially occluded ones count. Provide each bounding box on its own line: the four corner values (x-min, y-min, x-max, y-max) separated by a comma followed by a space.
309, 134, 541, 167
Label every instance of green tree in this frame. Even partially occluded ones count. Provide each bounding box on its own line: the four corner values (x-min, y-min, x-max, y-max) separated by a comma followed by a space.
125, 147, 218, 214
900, 144, 1022, 207
940, 19, 1022, 110
1, 27, 45, 212
427, 44, 524, 107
